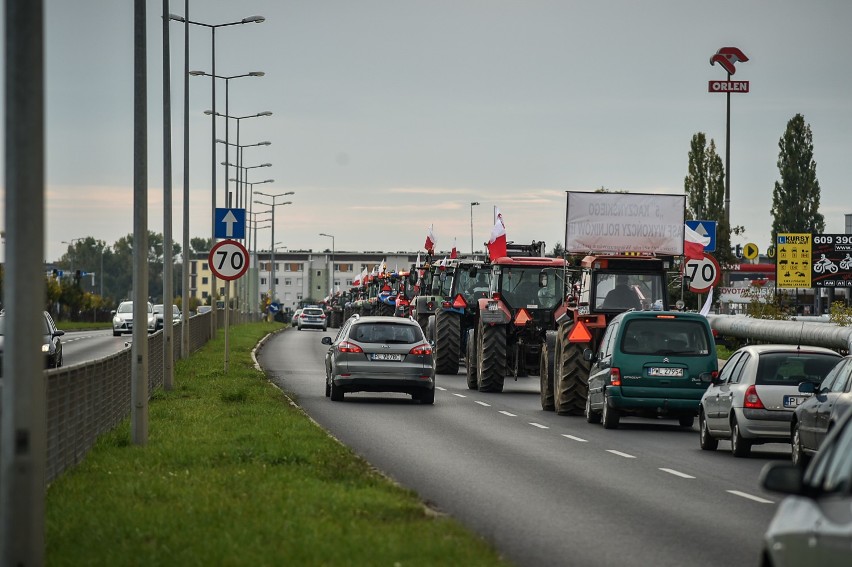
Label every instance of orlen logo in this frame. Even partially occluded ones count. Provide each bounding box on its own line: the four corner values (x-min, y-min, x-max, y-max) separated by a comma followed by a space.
710, 47, 748, 75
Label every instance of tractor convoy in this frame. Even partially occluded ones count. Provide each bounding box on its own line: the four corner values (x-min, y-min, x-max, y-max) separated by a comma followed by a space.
320, 191, 691, 419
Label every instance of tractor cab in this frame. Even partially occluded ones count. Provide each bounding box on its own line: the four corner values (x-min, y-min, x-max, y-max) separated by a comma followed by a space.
574, 255, 673, 319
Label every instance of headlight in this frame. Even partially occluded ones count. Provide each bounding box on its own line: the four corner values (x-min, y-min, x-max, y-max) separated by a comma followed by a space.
113, 317, 121, 325
42, 344, 50, 353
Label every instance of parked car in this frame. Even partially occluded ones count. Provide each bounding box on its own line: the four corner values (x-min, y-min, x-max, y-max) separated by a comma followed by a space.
0, 310, 65, 373
197, 305, 213, 314
699, 344, 841, 457
291, 308, 303, 327
153, 304, 181, 331
298, 306, 327, 331
760, 407, 852, 566
791, 355, 852, 467
111, 301, 155, 336
321, 315, 435, 404
583, 310, 718, 429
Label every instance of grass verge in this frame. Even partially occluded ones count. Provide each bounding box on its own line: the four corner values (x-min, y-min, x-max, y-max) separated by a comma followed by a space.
46, 321, 509, 566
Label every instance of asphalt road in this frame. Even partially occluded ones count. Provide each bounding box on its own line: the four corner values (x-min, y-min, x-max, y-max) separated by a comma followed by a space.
257, 327, 782, 567
59, 329, 130, 367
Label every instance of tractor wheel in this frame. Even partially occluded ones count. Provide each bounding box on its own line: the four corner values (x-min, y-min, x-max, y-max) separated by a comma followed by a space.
553, 325, 590, 416
377, 302, 393, 317
477, 320, 506, 393
417, 314, 430, 334
465, 328, 478, 390
435, 310, 461, 375
540, 331, 556, 411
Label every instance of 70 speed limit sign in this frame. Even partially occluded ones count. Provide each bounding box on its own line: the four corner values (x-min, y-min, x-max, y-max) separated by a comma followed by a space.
683, 252, 721, 293
208, 239, 249, 281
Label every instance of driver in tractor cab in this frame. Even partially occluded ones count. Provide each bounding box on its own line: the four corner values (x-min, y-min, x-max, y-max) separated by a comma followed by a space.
601, 274, 641, 311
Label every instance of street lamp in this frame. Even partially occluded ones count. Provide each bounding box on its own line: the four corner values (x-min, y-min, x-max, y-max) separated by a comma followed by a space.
221, 140, 270, 207
237, 178, 273, 313
470, 202, 480, 254
61, 238, 84, 275
254, 192, 294, 305
205, 110, 272, 206
319, 233, 335, 298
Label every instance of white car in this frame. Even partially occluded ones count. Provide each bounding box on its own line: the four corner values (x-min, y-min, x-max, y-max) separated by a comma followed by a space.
112, 301, 155, 336
153, 304, 181, 331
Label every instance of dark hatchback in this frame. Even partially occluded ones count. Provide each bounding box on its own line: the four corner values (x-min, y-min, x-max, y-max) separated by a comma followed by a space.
0, 310, 65, 374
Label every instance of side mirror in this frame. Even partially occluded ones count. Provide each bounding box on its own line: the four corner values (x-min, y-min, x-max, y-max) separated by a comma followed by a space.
321, 336, 333, 345
54, 330, 66, 337
110, 310, 116, 316
798, 381, 816, 394
760, 462, 805, 496
582, 348, 595, 362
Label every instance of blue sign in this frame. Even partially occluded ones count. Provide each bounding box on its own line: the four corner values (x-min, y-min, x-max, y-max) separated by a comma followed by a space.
268, 302, 280, 314
686, 220, 717, 252
215, 208, 246, 239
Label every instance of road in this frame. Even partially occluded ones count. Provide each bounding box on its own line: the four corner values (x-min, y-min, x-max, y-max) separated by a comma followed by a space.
58, 329, 130, 367
257, 327, 783, 567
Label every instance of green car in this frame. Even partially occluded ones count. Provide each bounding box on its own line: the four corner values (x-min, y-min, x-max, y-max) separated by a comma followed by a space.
584, 310, 718, 429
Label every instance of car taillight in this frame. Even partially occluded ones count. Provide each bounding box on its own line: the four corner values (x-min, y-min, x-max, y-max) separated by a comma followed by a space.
610, 368, 621, 386
320, 314, 326, 319
744, 385, 764, 409
441, 301, 451, 308
338, 341, 363, 353
410, 344, 433, 356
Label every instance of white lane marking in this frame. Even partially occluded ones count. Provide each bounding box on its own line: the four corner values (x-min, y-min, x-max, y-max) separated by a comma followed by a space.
499, 411, 517, 417
606, 450, 636, 459
452, 393, 466, 398
529, 422, 549, 429
727, 490, 774, 504
562, 434, 588, 443
474, 401, 491, 407
436, 386, 447, 391
660, 468, 695, 479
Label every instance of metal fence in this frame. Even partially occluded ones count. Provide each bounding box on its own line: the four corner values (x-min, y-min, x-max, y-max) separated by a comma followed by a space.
38, 309, 258, 484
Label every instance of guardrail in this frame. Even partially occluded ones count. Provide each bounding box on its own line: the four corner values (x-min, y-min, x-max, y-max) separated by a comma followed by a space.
2, 309, 263, 485
708, 314, 852, 353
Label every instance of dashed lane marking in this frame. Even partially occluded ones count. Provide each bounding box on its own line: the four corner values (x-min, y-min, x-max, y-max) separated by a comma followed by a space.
498, 411, 517, 417
529, 422, 549, 429
727, 490, 774, 504
660, 468, 695, 479
436, 387, 447, 391
562, 434, 588, 443
453, 393, 467, 398
474, 401, 491, 407
606, 450, 636, 459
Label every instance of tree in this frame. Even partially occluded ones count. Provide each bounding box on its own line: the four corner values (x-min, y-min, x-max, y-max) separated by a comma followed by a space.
684, 132, 740, 268
191, 237, 213, 254
771, 114, 825, 243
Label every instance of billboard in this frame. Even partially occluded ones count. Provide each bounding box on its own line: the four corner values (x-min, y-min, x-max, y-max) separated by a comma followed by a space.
565, 192, 685, 255
811, 234, 852, 288
776, 233, 812, 288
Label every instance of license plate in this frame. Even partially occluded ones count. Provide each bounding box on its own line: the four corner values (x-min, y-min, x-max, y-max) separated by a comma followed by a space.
370, 353, 403, 362
784, 395, 807, 408
487, 302, 499, 311
648, 367, 684, 377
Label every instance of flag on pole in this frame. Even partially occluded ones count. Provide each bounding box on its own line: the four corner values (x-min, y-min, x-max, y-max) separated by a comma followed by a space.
424, 224, 436, 254
684, 224, 710, 261
699, 286, 714, 316
451, 238, 458, 259
416, 252, 421, 268
487, 208, 507, 260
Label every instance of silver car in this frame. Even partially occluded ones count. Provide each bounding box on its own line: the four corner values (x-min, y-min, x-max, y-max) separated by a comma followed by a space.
112, 301, 156, 337
699, 344, 841, 457
760, 407, 852, 566
321, 315, 436, 404
298, 306, 327, 331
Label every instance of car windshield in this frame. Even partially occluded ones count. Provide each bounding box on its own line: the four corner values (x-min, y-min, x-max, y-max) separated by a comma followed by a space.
117, 303, 134, 314
621, 319, 711, 355
455, 267, 492, 304
498, 266, 563, 309
755, 352, 840, 385
350, 323, 422, 344
594, 272, 665, 311
153, 305, 164, 314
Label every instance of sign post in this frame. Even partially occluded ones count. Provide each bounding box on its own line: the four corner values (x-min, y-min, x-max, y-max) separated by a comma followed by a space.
208, 239, 250, 372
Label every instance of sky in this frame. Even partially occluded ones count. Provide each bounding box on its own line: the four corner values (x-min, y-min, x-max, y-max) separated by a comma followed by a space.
1, 0, 851, 264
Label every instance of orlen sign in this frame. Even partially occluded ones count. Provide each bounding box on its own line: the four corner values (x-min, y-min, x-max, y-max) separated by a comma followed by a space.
708, 80, 749, 93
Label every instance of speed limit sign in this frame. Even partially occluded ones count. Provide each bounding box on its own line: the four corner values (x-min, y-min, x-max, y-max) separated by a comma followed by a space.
208, 239, 249, 281
683, 252, 721, 293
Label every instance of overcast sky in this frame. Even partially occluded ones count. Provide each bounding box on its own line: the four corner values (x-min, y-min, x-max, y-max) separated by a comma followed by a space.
2, 0, 851, 263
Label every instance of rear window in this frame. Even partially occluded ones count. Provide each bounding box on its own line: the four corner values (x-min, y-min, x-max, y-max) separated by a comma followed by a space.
621, 318, 711, 356
350, 323, 423, 344
303, 308, 324, 316
755, 352, 840, 386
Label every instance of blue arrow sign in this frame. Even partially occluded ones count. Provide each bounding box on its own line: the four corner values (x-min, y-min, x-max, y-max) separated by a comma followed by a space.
686, 220, 717, 252
215, 208, 246, 239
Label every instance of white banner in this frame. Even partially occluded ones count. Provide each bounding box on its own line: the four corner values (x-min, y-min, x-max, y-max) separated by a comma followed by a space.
565, 192, 685, 254
717, 286, 774, 304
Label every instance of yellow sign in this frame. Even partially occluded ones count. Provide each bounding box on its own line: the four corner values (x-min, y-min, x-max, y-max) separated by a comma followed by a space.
743, 243, 759, 260
776, 233, 812, 288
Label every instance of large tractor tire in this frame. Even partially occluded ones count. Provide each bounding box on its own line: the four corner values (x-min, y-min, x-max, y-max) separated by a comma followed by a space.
465, 328, 478, 390
553, 324, 591, 416
376, 302, 394, 317
434, 310, 461, 375
477, 320, 507, 393
417, 314, 430, 333
540, 330, 557, 411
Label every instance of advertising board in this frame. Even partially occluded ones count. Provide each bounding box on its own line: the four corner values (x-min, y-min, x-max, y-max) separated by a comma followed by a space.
811, 234, 852, 288
776, 233, 812, 289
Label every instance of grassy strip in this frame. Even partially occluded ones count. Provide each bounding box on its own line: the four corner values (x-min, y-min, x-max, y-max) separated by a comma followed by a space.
46, 322, 509, 566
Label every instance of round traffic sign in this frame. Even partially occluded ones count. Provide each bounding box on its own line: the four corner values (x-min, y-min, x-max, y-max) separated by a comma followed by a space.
683, 253, 721, 293
208, 239, 249, 281
743, 242, 759, 260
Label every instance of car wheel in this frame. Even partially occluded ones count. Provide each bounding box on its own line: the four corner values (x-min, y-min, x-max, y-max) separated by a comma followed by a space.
731, 419, 751, 457
330, 380, 344, 402
585, 391, 601, 424
791, 421, 810, 468
699, 412, 718, 451
602, 392, 620, 429
325, 376, 331, 398
678, 415, 695, 428
113, 330, 120, 337
417, 389, 435, 405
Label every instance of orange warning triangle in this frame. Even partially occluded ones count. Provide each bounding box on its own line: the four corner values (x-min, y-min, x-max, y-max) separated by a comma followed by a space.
567, 320, 593, 343
514, 308, 532, 326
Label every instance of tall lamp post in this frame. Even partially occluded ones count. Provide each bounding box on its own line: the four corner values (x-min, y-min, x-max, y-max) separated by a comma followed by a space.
236, 178, 273, 312
205, 110, 272, 206
469, 202, 480, 255
254, 192, 294, 309
249, 212, 272, 310
319, 233, 335, 298
221, 140, 270, 207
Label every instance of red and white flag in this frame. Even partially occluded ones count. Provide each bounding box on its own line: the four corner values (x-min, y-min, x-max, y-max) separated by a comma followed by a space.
424, 224, 436, 254
451, 238, 458, 259
487, 208, 507, 260
683, 224, 710, 261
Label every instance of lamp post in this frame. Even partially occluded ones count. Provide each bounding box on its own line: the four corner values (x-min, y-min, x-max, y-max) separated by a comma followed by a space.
206, 110, 272, 206
61, 238, 84, 275
319, 233, 335, 298
168, 12, 264, 334
254, 192, 294, 308
249, 212, 272, 309
222, 140, 270, 207
470, 202, 480, 255
237, 178, 273, 313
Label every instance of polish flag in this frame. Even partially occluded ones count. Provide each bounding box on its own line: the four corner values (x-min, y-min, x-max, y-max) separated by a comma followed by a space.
424, 224, 436, 254
451, 238, 458, 259
487, 208, 507, 260
684, 224, 710, 261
